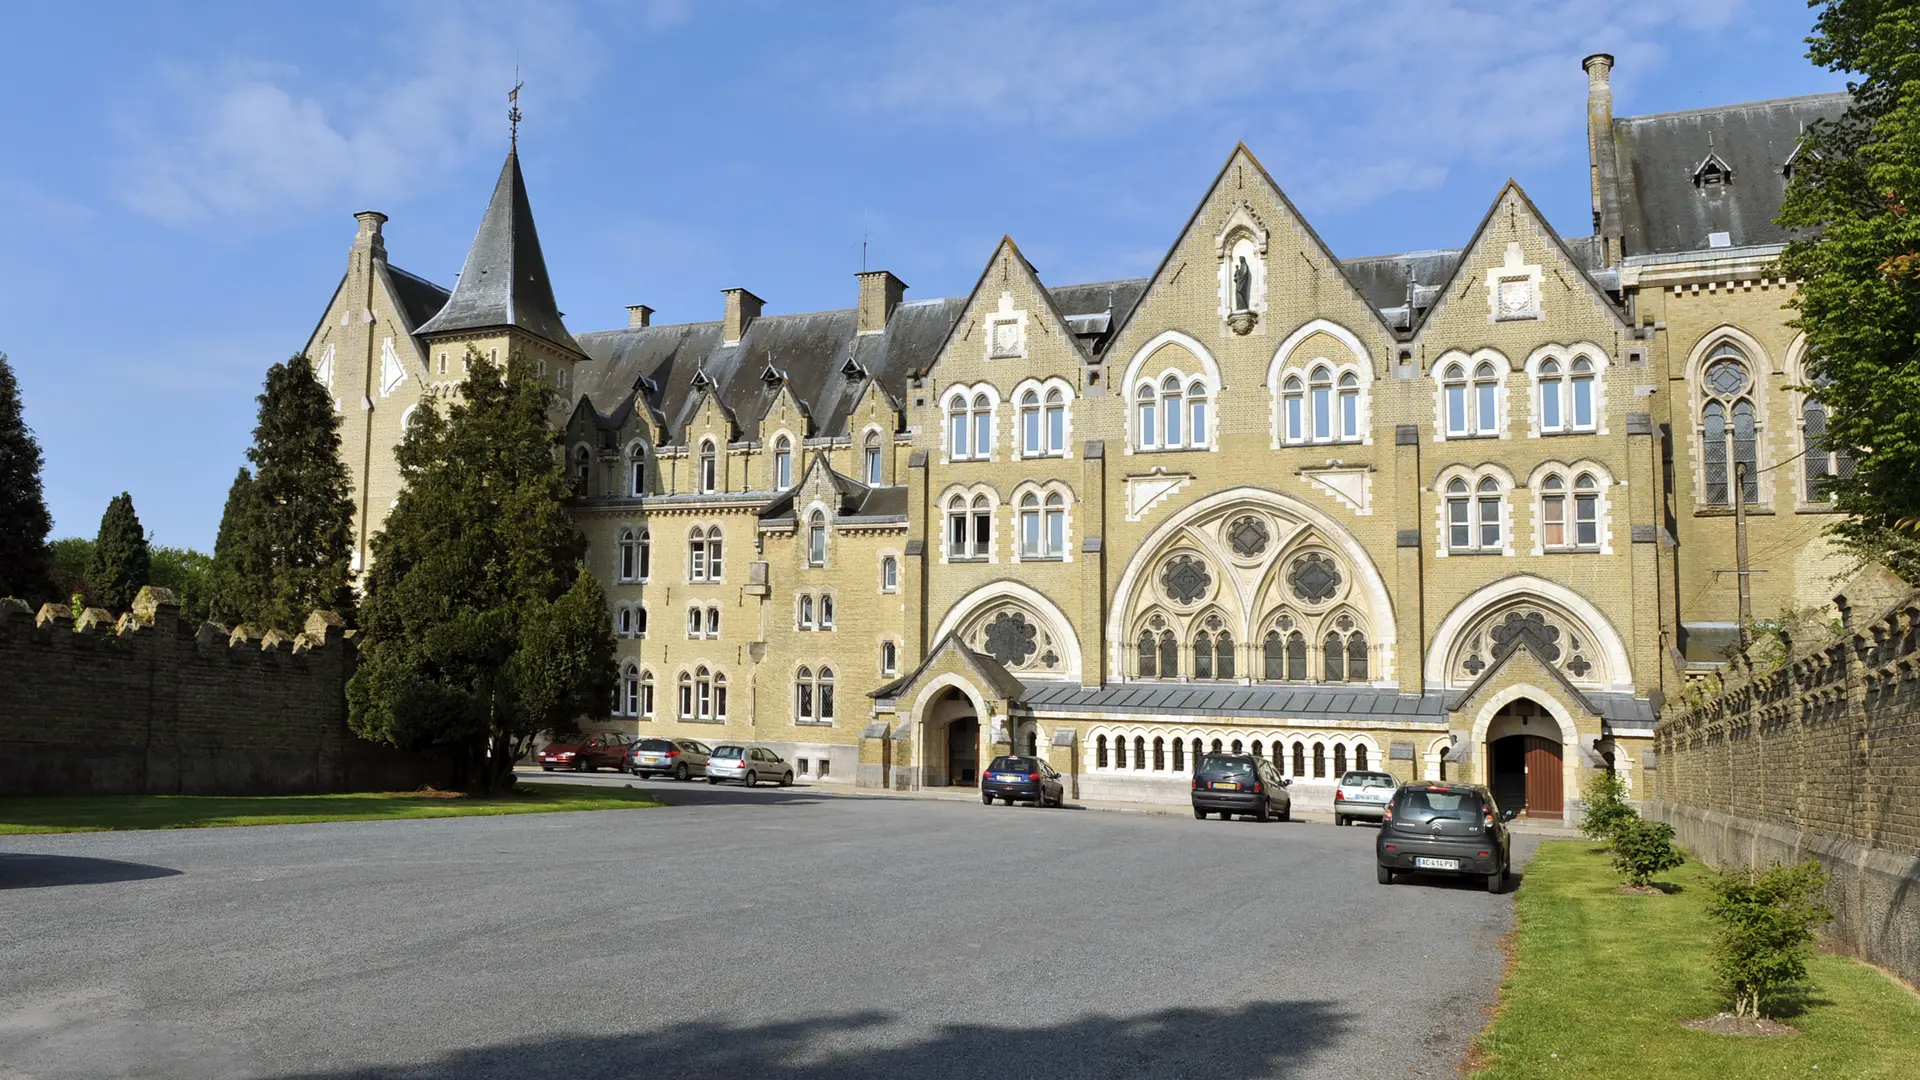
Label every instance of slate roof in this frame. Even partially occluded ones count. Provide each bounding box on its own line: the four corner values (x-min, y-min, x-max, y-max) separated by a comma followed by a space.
415, 149, 581, 354
1018, 679, 1656, 728
1610, 92, 1848, 255
757, 456, 909, 525
385, 265, 450, 333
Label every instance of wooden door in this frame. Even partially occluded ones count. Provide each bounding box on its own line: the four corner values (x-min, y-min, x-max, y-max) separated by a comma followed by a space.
1523, 735, 1564, 817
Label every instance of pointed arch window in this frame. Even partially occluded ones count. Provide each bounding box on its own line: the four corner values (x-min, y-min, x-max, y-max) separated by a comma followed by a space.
1800, 377, 1854, 501
698, 440, 718, 494
694, 665, 714, 720
881, 555, 899, 592
1194, 631, 1214, 679
796, 667, 815, 721
1162, 376, 1185, 446
1445, 476, 1506, 553
628, 445, 647, 496
1215, 632, 1235, 679
1020, 389, 1043, 456
678, 671, 694, 720
807, 510, 828, 567
706, 526, 724, 579
1338, 372, 1359, 439
1334, 744, 1348, 777
1313, 743, 1326, 778
1152, 737, 1166, 771
1293, 741, 1306, 777
1095, 734, 1109, 769
1264, 631, 1285, 680
1188, 382, 1209, 446
1443, 363, 1469, 436
944, 494, 995, 560
1310, 366, 1333, 441
1474, 362, 1500, 435
689, 529, 706, 581
1134, 736, 1147, 770
881, 640, 898, 675
1574, 473, 1600, 547
818, 668, 834, 723
1172, 737, 1185, 772
1355, 744, 1369, 771
621, 662, 641, 716
1539, 356, 1599, 434
1114, 735, 1128, 769
1539, 360, 1564, 432
971, 393, 992, 459
947, 392, 970, 459
820, 593, 835, 630
1045, 388, 1067, 454
1137, 630, 1157, 677
1540, 474, 1568, 547
572, 447, 592, 494
864, 432, 883, 484
1701, 347, 1760, 505
773, 436, 792, 489
616, 606, 633, 637
1158, 630, 1178, 678
1324, 633, 1345, 681
640, 670, 655, 718
618, 528, 641, 582
1136, 383, 1158, 448
1283, 376, 1304, 442
798, 594, 814, 630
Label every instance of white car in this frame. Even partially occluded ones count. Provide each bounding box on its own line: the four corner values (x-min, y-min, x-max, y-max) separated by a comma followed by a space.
704, 744, 794, 787
1334, 770, 1398, 825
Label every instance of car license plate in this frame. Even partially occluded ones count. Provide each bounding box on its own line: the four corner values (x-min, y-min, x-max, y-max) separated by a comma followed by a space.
642, 756, 661, 764
1414, 857, 1460, 870
1210, 781, 1238, 790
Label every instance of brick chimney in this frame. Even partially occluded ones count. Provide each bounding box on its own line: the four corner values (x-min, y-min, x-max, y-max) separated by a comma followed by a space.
856, 270, 907, 334
722, 288, 764, 345
353, 210, 388, 263
1583, 53, 1622, 266
627, 304, 653, 328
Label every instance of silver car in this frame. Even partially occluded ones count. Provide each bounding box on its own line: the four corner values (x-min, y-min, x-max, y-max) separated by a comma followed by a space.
1334, 770, 1399, 825
628, 737, 712, 780
705, 744, 794, 787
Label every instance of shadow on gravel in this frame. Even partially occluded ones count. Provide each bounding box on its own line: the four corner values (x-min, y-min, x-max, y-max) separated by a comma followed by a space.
0, 854, 183, 890
271, 1000, 1351, 1080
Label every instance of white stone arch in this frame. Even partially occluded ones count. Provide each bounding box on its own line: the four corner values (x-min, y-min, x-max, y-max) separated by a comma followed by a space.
1106, 486, 1396, 682
940, 381, 1004, 464
1267, 319, 1376, 448
1424, 574, 1633, 694
1429, 347, 1512, 442
1465, 682, 1583, 798
1522, 341, 1611, 438
1008, 478, 1077, 565
799, 497, 835, 568
766, 427, 800, 489
931, 580, 1083, 681
1432, 461, 1518, 558
1682, 324, 1777, 506
1522, 458, 1617, 556
1008, 375, 1077, 461
1424, 735, 1455, 781
1119, 330, 1222, 452
936, 482, 1002, 565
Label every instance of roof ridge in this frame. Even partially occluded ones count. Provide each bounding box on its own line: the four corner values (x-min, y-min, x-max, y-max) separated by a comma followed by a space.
1616, 90, 1849, 125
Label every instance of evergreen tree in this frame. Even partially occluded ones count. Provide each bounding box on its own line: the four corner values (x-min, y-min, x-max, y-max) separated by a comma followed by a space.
0, 353, 54, 601
149, 545, 215, 625
86, 493, 150, 612
348, 349, 615, 792
1779, 1, 1920, 579
208, 467, 262, 625
234, 353, 357, 629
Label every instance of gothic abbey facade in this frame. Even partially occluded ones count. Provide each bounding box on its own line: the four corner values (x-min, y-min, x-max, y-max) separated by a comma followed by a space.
303, 55, 1886, 816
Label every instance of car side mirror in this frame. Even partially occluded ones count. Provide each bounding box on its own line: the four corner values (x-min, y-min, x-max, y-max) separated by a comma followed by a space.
1502, 809, 1519, 821
1281, 778, 1292, 787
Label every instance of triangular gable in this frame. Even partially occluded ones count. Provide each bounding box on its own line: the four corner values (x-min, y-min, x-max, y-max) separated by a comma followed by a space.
1106, 143, 1398, 348
757, 382, 811, 436
682, 385, 737, 444
1446, 634, 1602, 721
915, 235, 1095, 379
844, 377, 901, 435
868, 632, 1027, 706
1411, 179, 1629, 338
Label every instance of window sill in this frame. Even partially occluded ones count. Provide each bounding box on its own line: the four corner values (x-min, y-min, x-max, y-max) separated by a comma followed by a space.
1440, 432, 1500, 440
1794, 503, 1841, 515
1133, 445, 1209, 454
1281, 437, 1364, 448
677, 717, 727, 725
1692, 506, 1774, 518
1542, 546, 1603, 554
1538, 428, 1598, 437
947, 555, 990, 564
793, 720, 835, 728
1018, 554, 1067, 563
1444, 548, 1507, 556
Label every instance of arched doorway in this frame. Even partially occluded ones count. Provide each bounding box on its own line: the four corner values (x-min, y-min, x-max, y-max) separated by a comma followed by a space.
948, 717, 980, 787
1487, 698, 1563, 818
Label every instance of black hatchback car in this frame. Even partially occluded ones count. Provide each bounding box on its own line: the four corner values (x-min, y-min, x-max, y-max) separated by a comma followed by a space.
1376, 782, 1516, 892
980, 755, 1065, 807
1190, 753, 1291, 821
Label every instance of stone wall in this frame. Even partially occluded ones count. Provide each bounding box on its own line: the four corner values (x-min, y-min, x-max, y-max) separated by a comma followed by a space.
1649, 591, 1920, 987
0, 588, 452, 797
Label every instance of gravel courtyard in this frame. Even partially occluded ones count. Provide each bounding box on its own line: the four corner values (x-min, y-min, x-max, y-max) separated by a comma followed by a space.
0, 783, 1534, 1079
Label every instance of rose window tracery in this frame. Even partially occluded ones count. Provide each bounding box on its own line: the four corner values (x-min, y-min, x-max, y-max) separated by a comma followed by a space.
1228, 515, 1270, 558
1451, 604, 1600, 686
983, 611, 1038, 667
1287, 553, 1342, 604
1160, 555, 1213, 605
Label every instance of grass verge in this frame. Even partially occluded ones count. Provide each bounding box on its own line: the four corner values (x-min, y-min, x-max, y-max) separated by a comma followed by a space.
0, 783, 660, 834
1469, 840, 1920, 1078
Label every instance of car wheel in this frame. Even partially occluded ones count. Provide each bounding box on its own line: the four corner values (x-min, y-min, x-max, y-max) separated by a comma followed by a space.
1486, 868, 1505, 894
707, 777, 719, 785
1279, 804, 1291, 823
541, 766, 553, 772
982, 792, 993, 805
1377, 864, 1394, 885
674, 763, 689, 781
745, 771, 758, 787
1255, 799, 1271, 823
1193, 807, 1206, 820
781, 771, 793, 787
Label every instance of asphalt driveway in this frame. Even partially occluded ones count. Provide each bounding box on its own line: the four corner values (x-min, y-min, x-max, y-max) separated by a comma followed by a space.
0, 782, 1534, 1079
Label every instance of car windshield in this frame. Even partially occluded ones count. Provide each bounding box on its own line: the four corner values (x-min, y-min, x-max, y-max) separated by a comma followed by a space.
1395, 788, 1484, 821
988, 757, 1039, 773
1197, 755, 1254, 776
635, 739, 675, 752
710, 746, 746, 759
1342, 772, 1395, 789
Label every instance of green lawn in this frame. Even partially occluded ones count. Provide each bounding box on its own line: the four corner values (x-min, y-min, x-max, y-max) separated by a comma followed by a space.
1471, 840, 1920, 1078
0, 783, 660, 834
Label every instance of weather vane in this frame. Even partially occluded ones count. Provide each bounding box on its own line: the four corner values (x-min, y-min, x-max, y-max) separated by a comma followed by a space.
508, 67, 523, 148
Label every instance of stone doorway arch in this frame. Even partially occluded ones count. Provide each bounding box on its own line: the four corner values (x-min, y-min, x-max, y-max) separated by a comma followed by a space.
1485, 697, 1565, 818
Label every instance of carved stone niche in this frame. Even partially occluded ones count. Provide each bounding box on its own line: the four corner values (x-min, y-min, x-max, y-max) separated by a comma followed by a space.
1227, 310, 1259, 337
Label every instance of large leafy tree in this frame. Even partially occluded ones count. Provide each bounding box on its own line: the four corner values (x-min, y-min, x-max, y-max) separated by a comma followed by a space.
149, 545, 215, 625
86, 492, 150, 612
224, 354, 357, 629
348, 349, 615, 793
1780, 0, 1920, 580
0, 353, 54, 601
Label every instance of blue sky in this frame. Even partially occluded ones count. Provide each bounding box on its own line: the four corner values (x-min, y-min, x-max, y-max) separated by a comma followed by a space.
2, 0, 1845, 552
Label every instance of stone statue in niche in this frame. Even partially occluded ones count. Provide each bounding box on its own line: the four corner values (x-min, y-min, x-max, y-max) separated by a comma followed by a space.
1227, 253, 1259, 335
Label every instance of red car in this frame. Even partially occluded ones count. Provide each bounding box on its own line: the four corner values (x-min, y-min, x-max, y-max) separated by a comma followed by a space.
535, 731, 629, 772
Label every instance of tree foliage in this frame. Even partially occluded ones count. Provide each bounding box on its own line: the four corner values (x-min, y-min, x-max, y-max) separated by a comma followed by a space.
1579, 770, 1640, 844
0, 353, 54, 601
149, 545, 215, 625
1707, 859, 1834, 1019
1610, 818, 1685, 888
347, 349, 615, 793
220, 354, 356, 629
1780, 1, 1920, 580
86, 493, 150, 612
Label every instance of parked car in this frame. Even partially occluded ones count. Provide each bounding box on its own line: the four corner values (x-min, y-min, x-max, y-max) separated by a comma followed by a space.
705, 744, 794, 787
1333, 770, 1399, 825
980, 755, 1065, 807
628, 738, 712, 780
1190, 753, 1291, 821
535, 731, 629, 772
1376, 782, 1516, 893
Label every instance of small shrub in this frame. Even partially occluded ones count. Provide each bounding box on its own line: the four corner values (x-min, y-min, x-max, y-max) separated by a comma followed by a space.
1707, 859, 1833, 1019
1610, 818, 1684, 888
1580, 770, 1638, 843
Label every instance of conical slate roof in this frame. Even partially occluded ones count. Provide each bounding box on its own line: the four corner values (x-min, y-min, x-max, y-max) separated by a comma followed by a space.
416, 148, 580, 354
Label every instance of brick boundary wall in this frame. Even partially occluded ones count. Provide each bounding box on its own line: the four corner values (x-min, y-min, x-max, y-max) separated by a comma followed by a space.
0, 587, 452, 797
1649, 590, 1920, 987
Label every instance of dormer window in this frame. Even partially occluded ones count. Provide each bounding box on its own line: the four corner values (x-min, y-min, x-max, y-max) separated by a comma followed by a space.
698, 440, 718, 494
1693, 152, 1733, 190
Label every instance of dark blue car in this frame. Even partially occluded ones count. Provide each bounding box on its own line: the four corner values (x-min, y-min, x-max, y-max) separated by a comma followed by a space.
981, 755, 1065, 807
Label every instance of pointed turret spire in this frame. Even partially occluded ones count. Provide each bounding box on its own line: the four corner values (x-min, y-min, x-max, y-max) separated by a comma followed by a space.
416, 148, 580, 354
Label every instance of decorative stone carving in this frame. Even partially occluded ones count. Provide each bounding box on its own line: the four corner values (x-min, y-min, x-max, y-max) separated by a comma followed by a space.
1287, 553, 1342, 604
1486, 241, 1543, 323
983, 611, 1038, 667
1489, 609, 1561, 663
1160, 555, 1212, 606
1228, 515, 1270, 558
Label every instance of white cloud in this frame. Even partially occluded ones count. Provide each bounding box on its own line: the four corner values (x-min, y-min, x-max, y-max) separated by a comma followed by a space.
852, 0, 1750, 211
114, 2, 604, 225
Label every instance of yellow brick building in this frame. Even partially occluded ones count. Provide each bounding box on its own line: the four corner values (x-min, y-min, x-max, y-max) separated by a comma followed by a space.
302, 56, 1889, 819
